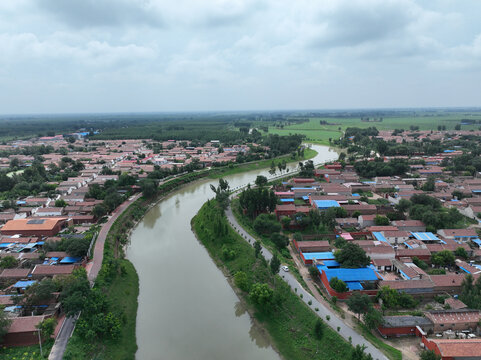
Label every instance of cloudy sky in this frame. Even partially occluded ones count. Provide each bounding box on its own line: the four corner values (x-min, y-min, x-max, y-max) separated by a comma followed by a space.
1, 0, 480, 113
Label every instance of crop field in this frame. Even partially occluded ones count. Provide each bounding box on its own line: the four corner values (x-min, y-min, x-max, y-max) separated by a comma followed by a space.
261, 110, 481, 145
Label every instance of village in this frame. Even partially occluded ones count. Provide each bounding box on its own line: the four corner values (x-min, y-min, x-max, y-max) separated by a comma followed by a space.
0, 132, 266, 348
248, 129, 481, 360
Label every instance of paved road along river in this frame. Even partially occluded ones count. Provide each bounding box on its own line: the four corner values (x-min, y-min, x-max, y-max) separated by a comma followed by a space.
127, 145, 339, 360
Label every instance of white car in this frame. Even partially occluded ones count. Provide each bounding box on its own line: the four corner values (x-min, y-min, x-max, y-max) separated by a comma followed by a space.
281, 266, 289, 272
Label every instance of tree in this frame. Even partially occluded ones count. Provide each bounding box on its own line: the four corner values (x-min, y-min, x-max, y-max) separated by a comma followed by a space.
374, 215, 390, 226
351, 344, 373, 360
314, 318, 324, 340
210, 178, 230, 210
37, 317, 57, 340
363, 308, 383, 329
395, 199, 411, 213
92, 203, 108, 218
254, 241, 262, 258
347, 293, 372, 320
335, 243, 370, 268
422, 177, 435, 191
55, 198, 67, 207
22, 278, 57, 308
254, 214, 281, 234
281, 216, 291, 229
455, 247, 468, 260
420, 350, 441, 360
431, 250, 455, 267
0, 255, 18, 269
250, 283, 274, 309
234, 271, 249, 292
455, 124, 461, 130
329, 277, 348, 293
270, 232, 289, 250
255, 175, 268, 188
0, 306, 12, 342
140, 179, 157, 198
270, 254, 281, 275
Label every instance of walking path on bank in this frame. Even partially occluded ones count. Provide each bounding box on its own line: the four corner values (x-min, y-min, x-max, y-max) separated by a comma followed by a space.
48, 193, 142, 360
225, 205, 388, 360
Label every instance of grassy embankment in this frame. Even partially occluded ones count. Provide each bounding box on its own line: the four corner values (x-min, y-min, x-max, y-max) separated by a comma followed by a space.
264, 114, 481, 145
231, 198, 311, 292
193, 200, 353, 360
208, 147, 318, 179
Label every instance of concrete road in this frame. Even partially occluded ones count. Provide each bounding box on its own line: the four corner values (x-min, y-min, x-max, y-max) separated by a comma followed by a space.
226, 205, 388, 360
48, 314, 78, 360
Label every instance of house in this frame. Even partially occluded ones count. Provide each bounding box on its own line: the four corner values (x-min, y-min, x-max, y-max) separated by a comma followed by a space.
0, 218, 68, 237
422, 337, 481, 360
437, 229, 478, 242
30, 264, 75, 279
392, 220, 426, 233
2, 315, 46, 346
425, 309, 481, 332
342, 204, 377, 216
379, 279, 434, 296
319, 267, 381, 299
293, 240, 330, 253
359, 215, 376, 228
382, 231, 410, 245
274, 204, 296, 219
34, 207, 64, 217
372, 258, 392, 272
378, 316, 433, 338
444, 298, 467, 310
0, 268, 30, 280
395, 248, 431, 262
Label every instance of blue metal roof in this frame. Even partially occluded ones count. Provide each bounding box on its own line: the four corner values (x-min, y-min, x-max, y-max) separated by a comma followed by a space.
302, 252, 335, 260
280, 198, 294, 202
473, 239, 481, 246
323, 268, 379, 282
346, 281, 363, 290
292, 187, 317, 190
459, 266, 471, 274
60, 256, 82, 264
302, 196, 309, 200
313, 200, 340, 209
411, 232, 440, 241
13, 280, 36, 289
352, 193, 360, 197
0, 243, 12, 248
373, 232, 388, 243
322, 260, 340, 268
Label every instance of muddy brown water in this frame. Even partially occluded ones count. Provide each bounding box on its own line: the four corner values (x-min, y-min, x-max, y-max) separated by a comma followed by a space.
127, 145, 338, 360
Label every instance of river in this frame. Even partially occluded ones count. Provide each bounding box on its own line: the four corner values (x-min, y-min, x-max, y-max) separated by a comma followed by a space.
127, 144, 339, 360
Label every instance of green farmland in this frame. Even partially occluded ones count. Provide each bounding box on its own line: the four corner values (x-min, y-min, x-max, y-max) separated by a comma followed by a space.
262, 110, 481, 145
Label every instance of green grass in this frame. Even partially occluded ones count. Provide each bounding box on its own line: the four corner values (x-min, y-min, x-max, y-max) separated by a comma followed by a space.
0, 340, 53, 360
208, 147, 318, 179
356, 323, 402, 360
193, 201, 353, 360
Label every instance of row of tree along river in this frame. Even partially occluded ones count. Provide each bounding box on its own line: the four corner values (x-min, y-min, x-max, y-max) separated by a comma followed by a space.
127, 144, 338, 360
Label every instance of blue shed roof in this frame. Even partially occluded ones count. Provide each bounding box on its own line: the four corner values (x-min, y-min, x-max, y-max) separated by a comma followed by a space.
302, 252, 335, 260
313, 200, 340, 209
411, 232, 440, 241
373, 232, 388, 243
280, 198, 294, 202
322, 267, 379, 282
13, 280, 36, 289
346, 281, 363, 290
60, 257, 82, 264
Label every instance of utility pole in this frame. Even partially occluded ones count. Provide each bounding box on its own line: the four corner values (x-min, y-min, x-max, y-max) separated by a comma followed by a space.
38, 328, 43, 357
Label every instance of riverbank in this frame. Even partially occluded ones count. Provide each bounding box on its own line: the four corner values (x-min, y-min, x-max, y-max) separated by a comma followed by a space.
208, 147, 318, 179
192, 200, 353, 360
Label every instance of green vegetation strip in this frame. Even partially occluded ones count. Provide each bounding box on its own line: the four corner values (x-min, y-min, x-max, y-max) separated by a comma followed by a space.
193, 200, 352, 360
0, 340, 54, 360
208, 147, 318, 179
356, 323, 402, 360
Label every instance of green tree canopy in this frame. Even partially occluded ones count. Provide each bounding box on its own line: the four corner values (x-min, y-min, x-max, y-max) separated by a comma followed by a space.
335, 243, 371, 268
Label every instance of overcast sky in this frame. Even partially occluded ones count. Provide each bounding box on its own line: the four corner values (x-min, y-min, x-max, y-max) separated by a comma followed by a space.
1, 0, 480, 114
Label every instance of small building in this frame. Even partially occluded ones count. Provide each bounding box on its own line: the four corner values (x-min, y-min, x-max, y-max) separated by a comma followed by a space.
378, 316, 433, 338
1, 218, 68, 237
422, 337, 481, 360
425, 309, 481, 332
30, 264, 76, 279
2, 315, 45, 347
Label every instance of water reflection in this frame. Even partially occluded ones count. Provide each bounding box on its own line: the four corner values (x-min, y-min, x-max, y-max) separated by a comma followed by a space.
234, 301, 247, 317
249, 322, 271, 349
142, 204, 160, 229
